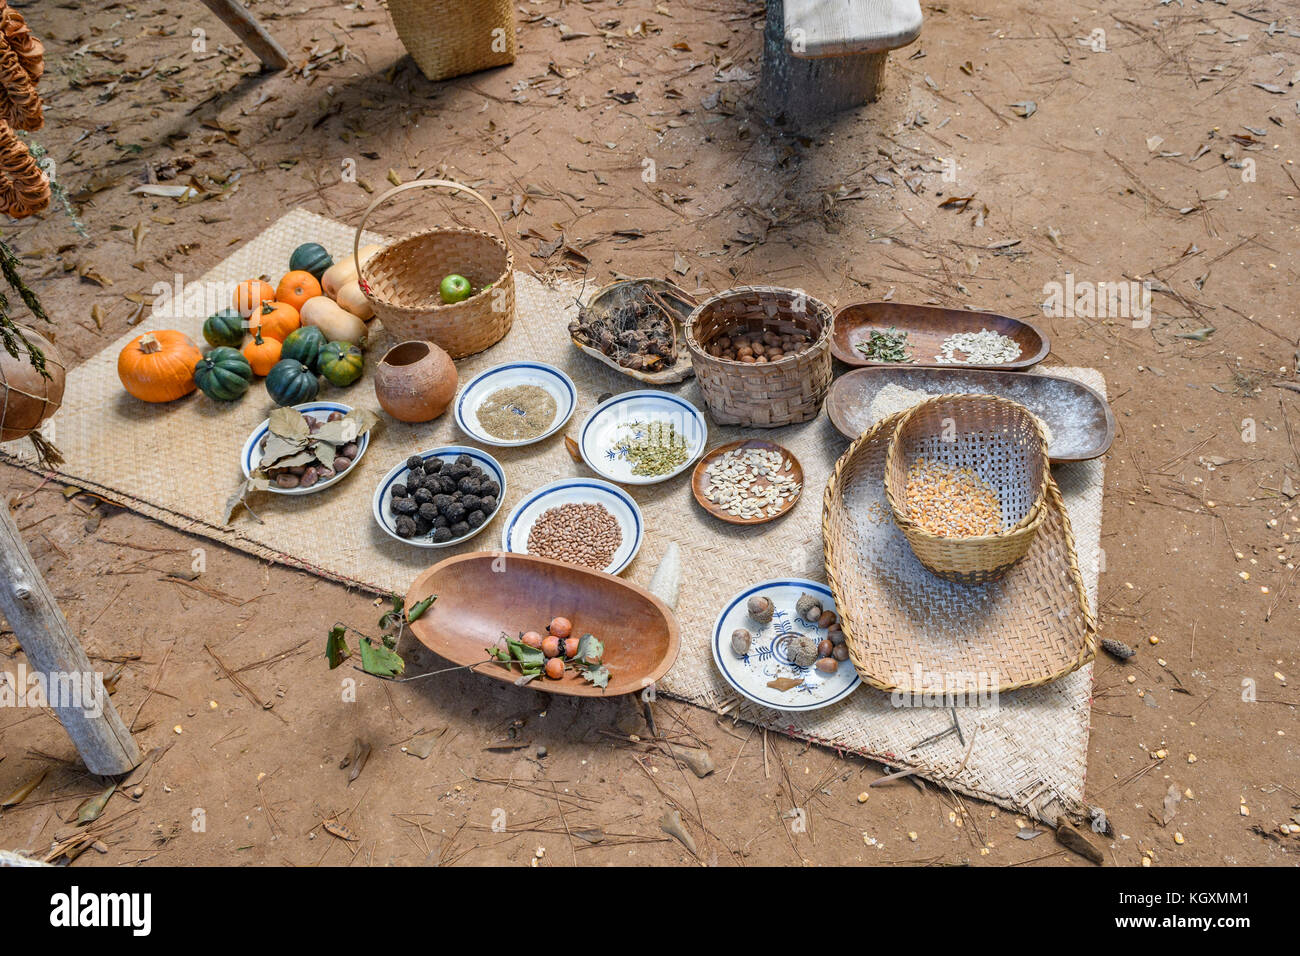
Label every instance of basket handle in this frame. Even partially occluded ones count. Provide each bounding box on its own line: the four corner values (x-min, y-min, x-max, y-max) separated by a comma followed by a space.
352, 178, 509, 289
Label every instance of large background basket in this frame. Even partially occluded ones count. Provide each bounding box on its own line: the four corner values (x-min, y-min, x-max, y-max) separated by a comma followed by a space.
684, 286, 832, 427
387, 0, 517, 82
355, 179, 515, 360
883, 394, 1049, 584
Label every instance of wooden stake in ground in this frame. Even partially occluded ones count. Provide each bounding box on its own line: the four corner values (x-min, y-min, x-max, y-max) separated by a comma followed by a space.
197, 0, 290, 71
0, 505, 141, 775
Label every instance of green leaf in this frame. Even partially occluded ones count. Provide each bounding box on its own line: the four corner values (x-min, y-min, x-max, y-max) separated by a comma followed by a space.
576, 633, 604, 665
326, 625, 350, 669
407, 594, 436, 623
359, 636, 405, 677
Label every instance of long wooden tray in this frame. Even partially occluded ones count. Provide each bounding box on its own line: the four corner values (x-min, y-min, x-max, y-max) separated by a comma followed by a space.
830, 301, 1049, 370
825, 366, 1115, 463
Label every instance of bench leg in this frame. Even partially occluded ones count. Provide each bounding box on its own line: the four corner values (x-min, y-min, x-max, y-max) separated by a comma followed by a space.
759, 1, 889, 122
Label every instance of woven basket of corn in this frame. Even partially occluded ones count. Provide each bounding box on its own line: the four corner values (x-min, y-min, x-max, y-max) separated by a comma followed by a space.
684, 286, 833, 427
883, 394, 1049, 584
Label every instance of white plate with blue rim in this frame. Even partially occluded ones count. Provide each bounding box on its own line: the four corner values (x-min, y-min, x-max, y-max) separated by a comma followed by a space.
500, 477, 643, 575
371, 445, 506, 548
240, 401, 370, 496
578, 389, 707, 485
711, 579, 860, 711
454, 361, 577, 447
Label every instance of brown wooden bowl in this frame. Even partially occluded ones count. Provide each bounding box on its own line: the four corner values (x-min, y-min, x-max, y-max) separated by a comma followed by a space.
691, 439, 803, 524
830, 302, 1049, 371
405, 553, 680, 697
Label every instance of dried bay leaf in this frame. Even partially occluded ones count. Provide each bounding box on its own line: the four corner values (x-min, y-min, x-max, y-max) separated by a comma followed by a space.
767, 677, 804, 691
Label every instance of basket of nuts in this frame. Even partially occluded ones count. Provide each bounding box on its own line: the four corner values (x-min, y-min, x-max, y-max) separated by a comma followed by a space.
684, 286, 833, 428
883, 394, 1049, 584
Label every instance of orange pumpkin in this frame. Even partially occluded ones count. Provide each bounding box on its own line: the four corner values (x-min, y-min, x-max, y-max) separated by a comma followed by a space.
118, 330, 202, 403
248, 299, 300, 342
242, 329, 282, 377
275, 270, 323, 312
233, 279, 276, 318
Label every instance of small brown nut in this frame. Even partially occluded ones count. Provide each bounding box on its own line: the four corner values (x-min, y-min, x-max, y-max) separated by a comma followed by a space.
828, 626, 845, 645
300, 467, 319, 488
730, 628, 752, 656
333, 456, 352, 472
815, 657, 839, 674
275, 473, 300, 489
740, 354, 756, 364
817, 640, 834, 658
340, 442, 359, 458
327, 411, 344, 422
817, 610, 837, 629
832, 644, 850, 662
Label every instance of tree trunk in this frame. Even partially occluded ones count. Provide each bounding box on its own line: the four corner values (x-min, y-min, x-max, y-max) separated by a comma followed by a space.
759, 0, 888, 123
0, 505, 140, 776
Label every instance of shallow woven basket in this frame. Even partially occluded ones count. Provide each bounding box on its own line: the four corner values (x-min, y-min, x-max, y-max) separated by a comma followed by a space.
387, 0, 517, 82
355, 179, 515, 360
823, 410, 1097, 694
684, 286, 832, 427
883, 394, 1049, 584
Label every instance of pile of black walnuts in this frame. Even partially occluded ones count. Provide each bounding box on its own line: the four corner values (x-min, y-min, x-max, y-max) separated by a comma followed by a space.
389, 453, 500, 543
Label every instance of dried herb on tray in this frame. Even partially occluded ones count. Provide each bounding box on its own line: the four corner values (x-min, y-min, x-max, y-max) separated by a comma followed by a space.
854, 327, 912, 363
569, 283, 690, 373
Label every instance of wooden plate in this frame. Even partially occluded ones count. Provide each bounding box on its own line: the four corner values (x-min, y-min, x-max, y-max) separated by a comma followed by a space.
825, 367, 1115, 463
830, 302, 1049, 371
691, 439, 803, 524
405, 553, 680, 697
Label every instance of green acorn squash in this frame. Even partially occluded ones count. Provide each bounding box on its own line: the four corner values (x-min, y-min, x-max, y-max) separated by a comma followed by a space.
265, 359, 319, 407
280, 325, 327, 373
289, 242, 333, 281
193, 347, 253, 402
202, 308, 245, 349
318, 341, 364, 387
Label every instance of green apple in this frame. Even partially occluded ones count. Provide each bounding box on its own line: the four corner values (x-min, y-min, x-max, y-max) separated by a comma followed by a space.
439, 273, 472, 304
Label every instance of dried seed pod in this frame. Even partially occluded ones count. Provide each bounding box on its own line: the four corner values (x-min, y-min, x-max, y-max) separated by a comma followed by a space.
1101, 638, 1136, 661
746, 594, 774, 625
730, 628, 752, 656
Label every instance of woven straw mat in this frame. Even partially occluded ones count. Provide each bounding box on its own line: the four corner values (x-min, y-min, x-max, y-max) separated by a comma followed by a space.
1, 209, 1104, 824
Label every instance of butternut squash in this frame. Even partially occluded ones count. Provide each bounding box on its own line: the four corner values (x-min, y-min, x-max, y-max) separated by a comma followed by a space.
321, 243, 381, 298
300, 296, 368, 347
335, 279, 375, 321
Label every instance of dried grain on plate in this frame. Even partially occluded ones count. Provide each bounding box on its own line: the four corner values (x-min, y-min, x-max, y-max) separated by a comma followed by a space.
822, 411, 1096, 695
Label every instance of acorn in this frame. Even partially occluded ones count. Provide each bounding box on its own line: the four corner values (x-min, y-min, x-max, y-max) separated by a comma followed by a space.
788, 634, 820, 668
746, 594, 775, 626
730, 628, 753, 656
795, 592, 822, 624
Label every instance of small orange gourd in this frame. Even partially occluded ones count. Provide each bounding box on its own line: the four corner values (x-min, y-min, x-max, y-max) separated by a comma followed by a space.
248, 299, 301, 342
242, 329, 282, 376
233, 279, 276, 318
275, 270, 323, 312
118, 330, 202, 403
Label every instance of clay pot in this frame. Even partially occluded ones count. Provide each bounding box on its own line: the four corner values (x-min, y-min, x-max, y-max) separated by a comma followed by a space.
373, 340, 457, 423
0, 326, 65, 442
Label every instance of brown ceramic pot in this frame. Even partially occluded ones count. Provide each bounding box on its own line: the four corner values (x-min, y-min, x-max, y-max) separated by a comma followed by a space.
373, 339, 457, 423
0, 326, 65, 442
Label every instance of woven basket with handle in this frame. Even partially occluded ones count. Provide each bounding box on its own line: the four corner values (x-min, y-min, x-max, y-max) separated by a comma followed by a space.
387, 0, 516, 82
883, 394, 1049, 584
684, 285, 833, 427
355, 179, 514, 360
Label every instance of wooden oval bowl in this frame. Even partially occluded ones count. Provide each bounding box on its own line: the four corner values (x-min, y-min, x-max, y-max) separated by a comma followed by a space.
405, 553, 680, 697
830, 302, 1049, 371
691, 439, 803, 525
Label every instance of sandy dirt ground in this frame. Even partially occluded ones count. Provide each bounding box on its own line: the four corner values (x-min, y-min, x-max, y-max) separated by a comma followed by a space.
0, 0, 1297, 866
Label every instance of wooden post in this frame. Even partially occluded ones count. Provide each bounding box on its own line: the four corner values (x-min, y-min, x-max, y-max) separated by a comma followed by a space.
0, 505, 140, 776
197, 0, 291, 71
759, 0, 888, 123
